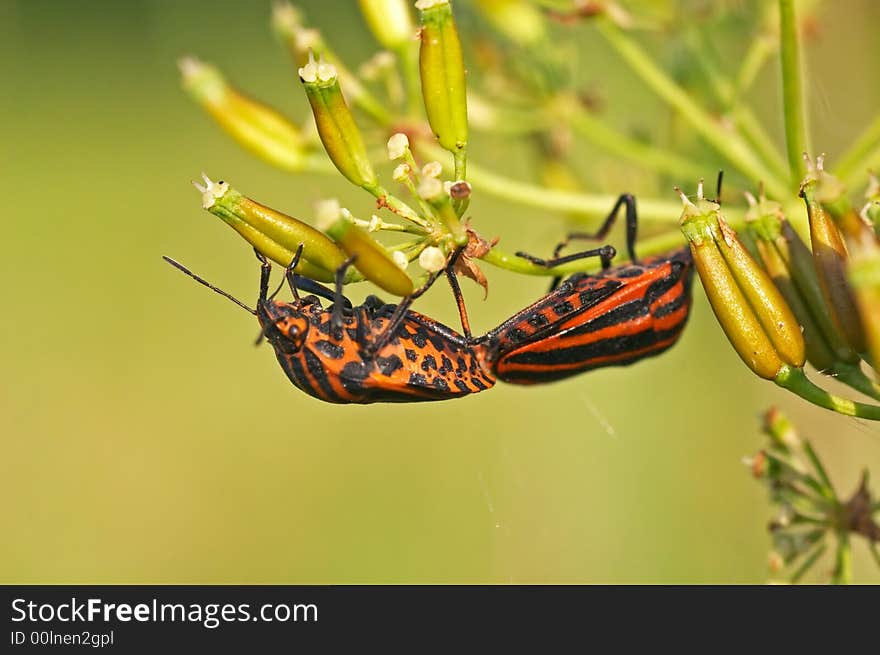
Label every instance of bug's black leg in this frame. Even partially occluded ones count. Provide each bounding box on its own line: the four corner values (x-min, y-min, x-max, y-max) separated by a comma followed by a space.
355, 306, 369, 349
276, 243, 349, 306
514, 193, 637, 292
270, 244, 305, 301
251, 249, 274, 346
551, 193, 639, 264
282, 243, 305, 300
517, 245, 617, 293
254, 248, 272, 303
444, 256, 473, 341
516, 245, 618, 270
290, 275, 349, 306
365, 248, 471, 357
330, 256, 357, 337
363, 263, 452, 358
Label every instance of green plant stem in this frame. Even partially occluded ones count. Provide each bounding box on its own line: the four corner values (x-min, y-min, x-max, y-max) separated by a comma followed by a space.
567, 104, 707, 180
800, 440, 836, 499
834, 363, 880, 402
733, 111, 790, 184
832, 532, 852, 584
454, 148, 467, 182
789, 541, 827, 584
774, 366, 880, 420
733, 35, 776, 102
594, 19, 788, 199
835, 115, 880, 184
368, 184, 433, 229
684, 29, 789, 183
480, 246, 592, 276
778, 0, 810, 186
418, 142, 686, 219
762, 450, 834, 502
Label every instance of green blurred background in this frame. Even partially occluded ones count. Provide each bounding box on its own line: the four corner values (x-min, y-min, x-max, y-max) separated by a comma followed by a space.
2, 0, 879, 583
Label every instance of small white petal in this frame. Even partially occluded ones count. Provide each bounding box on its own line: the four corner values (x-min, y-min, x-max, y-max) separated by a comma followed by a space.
418, 177, 443, 201
392, 163, 411, 182
419, 246, 446, 272
387, 133, 409, 160
392, 251, 409, 270
315, 198, 342, 230
421, 161, 442, 179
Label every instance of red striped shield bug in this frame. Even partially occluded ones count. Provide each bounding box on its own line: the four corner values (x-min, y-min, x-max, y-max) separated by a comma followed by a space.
474, 193, 695, 384
164, 247, 495, 404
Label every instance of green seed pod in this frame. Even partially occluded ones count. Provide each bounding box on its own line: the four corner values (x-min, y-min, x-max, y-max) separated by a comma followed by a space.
679, 184, 805, 380
195, 174, 344, 281
273, 3, 389, 124
800, 183, 867, 353
803, 153, 874, 241
179, 56, 306, 172
690, 234, 786, 380
316, 200, 415, 297
417, 0, 468, 161
299, 54, 378, 191
745, 192, 857, 369
775, 220, 859, 364
358, 0, 415, 50
847, 231, 880, 371
715, 214, 805, 368
753, 236, 836, 371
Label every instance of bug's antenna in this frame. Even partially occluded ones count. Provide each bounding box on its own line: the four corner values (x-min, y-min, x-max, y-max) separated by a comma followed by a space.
163, 256, 257, 315
715, 170, 724, 205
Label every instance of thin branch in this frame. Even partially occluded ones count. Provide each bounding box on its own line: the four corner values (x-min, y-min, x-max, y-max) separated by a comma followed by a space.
778, 0, 811, 186
593, 19, 789, 200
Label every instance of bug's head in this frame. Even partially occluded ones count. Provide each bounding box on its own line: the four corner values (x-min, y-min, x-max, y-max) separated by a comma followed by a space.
258, 300, 310, 354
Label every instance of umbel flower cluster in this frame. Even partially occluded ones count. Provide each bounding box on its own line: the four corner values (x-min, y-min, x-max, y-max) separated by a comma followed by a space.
175, 1, 880, 581
178, 0, 880, 418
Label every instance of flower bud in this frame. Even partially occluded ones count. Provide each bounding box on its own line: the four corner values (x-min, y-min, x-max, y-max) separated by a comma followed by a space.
418, 175, 467, 246
392, 163, 411, 182
387, 133, 410, 160
421, 161, 443, 179
762, 407, 803, 453
317, 202, 415, 297
679, 183, 804, 380
194, 174, 344, 282
417, 0, 468, 163
179, 56, 306, 171
275, 4, 389, 124
800, 179, 867, 354
745, 191, 857, 370
300, 54, 378, 191
419, 246, 447, 273
358, 0, 416, 50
